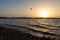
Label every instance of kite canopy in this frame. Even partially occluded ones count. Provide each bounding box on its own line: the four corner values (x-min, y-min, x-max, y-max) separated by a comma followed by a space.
30, 8, 32, 10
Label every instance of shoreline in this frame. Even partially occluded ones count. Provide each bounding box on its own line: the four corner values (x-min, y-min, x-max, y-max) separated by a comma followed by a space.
0, 25, 59, 40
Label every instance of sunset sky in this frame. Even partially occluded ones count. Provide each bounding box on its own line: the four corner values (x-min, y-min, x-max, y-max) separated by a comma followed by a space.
0, 0, 60, 18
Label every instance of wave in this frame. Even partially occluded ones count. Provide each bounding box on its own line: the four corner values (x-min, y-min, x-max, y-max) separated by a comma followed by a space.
0, 24, 59, 38
27, 24, 59, 30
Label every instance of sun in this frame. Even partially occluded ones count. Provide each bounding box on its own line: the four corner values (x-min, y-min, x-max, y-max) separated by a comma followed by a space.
39, 10, 48, 18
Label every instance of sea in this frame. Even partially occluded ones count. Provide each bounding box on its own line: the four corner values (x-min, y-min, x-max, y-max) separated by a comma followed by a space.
0, 19, 60, 38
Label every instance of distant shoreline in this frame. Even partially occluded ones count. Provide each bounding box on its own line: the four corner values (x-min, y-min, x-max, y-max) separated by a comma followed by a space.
0, 17, 60, 19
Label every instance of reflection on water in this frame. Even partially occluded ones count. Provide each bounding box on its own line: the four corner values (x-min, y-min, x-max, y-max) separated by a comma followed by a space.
0, 19, 60, 38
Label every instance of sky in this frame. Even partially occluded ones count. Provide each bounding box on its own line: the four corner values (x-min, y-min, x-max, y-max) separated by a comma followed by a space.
0, 0, 60, 17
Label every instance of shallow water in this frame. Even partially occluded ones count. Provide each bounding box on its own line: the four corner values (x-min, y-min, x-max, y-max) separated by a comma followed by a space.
0, 19, 60, 37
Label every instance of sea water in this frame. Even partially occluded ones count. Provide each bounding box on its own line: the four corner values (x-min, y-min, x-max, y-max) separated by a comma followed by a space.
0, 19, 60, 38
